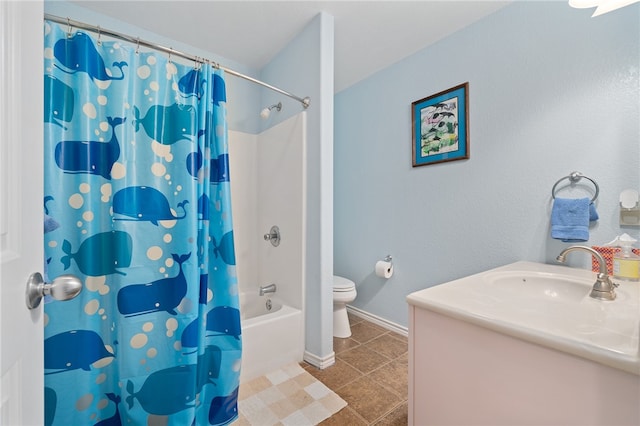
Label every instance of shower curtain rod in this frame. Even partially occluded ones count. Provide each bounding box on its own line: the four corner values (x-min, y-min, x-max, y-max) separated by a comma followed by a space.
44, 13, 311, 109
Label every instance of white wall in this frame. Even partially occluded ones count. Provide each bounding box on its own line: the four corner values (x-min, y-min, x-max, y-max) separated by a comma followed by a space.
257, 114, 306, 311
334, 2, 640, 327
228, 131, 259, 288
259, 13, 335, 364
229, 114, 306, 312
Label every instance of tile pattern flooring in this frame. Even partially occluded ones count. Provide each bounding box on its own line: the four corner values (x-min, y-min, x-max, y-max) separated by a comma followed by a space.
302, 313, 408, 425
236, 363, 347, 425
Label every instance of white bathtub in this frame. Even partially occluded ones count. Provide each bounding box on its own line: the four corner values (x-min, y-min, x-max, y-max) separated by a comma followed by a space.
239, 291, 304, 383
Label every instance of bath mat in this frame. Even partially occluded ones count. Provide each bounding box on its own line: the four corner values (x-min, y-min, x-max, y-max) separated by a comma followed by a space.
234, 363, 347, 425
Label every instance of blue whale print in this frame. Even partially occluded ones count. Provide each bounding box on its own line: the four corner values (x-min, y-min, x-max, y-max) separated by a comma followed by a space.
208, 386, 238, 425
117, 253, 190, 317
44, 196, 60, 234
180, 316, 201, 350
198, 194, 211, 220
210, 154, 230, 184
113, 186, 189, 225
126, 346, 220, 416
44, 213, 60, 234
45, 387, 57, 426
61, 230, 133, 276
204, 306, 241, 340
199, 274, 209, 305
212, 73, 227, 106
186, 145, 203, 179
44, 195, 54, 215
186, 145, 230, 184
179, 69, 204, 100
45, 330, 114, 374
54, 116, 124, 180
133, 103, 197, 145
94, 393, 122, 426
43, 25, 239, 425
212, 231, 236, 265
126, 365, 196, 415
53, 32, 127, 82
181, 306, 241, 349
44, 75, 74, 129
197, 345, 222, 387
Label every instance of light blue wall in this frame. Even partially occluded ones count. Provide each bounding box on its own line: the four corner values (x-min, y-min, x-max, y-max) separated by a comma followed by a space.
260, 13, 335, 362
44, 1, 262, 134
334, 2, 640, 327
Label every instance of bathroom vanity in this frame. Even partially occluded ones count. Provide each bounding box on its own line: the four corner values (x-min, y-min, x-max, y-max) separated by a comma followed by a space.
407, 261, 640, 426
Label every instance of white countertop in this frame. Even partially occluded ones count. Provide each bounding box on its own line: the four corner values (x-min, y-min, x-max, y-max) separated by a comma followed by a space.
407, 261, 640, 375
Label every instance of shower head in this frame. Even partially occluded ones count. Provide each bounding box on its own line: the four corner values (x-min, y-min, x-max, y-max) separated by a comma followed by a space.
260, 102, 282, 119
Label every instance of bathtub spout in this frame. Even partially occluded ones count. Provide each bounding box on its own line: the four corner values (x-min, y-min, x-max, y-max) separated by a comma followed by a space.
259, 283, 276, 296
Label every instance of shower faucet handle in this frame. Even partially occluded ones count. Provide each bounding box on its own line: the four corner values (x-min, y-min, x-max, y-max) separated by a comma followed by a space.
263, 225, 280, 247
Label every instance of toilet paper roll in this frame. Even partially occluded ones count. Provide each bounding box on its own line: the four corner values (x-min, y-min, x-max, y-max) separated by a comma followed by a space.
375, 260, 394, 279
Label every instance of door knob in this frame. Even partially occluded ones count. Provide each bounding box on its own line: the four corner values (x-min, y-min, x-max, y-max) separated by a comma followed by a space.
25, 272, 82, 310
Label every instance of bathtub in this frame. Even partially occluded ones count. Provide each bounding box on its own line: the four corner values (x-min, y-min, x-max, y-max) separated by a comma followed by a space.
238, 291, 304, 383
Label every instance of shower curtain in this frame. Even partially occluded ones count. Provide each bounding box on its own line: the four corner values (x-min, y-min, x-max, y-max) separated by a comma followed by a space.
43, 22, 241, 425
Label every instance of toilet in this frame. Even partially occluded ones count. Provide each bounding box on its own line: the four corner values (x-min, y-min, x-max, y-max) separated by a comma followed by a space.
333, 275, 357, 338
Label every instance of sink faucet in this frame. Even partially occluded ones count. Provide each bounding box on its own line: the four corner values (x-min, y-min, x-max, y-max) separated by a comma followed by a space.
556, 245, 618, 301
259, 283, 276, 296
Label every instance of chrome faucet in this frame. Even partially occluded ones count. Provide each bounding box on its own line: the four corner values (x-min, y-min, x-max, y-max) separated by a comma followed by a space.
556, 245, 618, 301
259, 283, 276, 296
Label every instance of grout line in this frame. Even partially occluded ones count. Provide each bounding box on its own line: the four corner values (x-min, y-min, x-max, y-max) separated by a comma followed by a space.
344, 405, 370, 425
370, 400, 407, 425
323, 318, 409, 425
336, 354, 393, 377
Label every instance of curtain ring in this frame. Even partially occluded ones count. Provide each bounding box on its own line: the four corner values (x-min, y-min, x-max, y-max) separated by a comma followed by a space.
66, 17, 72, 38
168, 48, 172, 64
135, 37, 140, 55
96, 25, 102, 46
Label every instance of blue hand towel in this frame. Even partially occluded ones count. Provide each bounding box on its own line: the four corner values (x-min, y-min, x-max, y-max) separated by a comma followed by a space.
551, 197, 590, 242
589, 202, 599, 222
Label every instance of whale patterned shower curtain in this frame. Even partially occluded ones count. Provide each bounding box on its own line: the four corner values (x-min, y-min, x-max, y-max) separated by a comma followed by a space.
43, 21, 241, 425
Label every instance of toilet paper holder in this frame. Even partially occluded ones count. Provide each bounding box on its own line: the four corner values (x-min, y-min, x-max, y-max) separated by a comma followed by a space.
375, 255, 394, 279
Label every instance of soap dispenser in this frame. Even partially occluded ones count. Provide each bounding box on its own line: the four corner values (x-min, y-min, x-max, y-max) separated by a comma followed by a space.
607, 233, 640, 282
620, 189, 640, 226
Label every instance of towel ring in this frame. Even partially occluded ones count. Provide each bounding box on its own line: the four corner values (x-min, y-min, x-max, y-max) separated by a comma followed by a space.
551, 171, 599, 202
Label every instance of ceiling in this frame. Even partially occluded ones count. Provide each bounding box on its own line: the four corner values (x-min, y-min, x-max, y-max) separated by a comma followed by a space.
69, 1, 511, 93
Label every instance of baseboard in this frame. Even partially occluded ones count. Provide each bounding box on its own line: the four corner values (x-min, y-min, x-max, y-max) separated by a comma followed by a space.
303, 350, 335, 370
346, 305, 408, 337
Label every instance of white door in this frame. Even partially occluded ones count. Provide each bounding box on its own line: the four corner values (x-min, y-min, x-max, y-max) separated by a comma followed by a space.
1, 1, 45, 425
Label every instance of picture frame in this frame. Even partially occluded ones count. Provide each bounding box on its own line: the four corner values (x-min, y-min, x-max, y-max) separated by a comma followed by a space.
411, 82, 469, 167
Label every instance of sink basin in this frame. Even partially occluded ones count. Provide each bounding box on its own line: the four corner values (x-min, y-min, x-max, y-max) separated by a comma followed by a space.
482, 270, 593, 302
406, 261, 640, 375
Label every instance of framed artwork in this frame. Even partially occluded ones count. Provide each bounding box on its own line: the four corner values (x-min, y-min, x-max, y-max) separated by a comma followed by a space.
411, 82, 469, 167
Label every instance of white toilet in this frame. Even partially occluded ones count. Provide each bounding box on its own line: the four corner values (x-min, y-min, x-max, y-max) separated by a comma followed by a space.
333, 275, 357, 338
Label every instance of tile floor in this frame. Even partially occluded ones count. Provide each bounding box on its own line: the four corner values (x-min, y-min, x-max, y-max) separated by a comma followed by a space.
302, 313, 408, 425
236, 363, 347, 425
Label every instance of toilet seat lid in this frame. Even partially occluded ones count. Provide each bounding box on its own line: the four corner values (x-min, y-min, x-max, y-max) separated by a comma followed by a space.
333, 275, 355, 291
